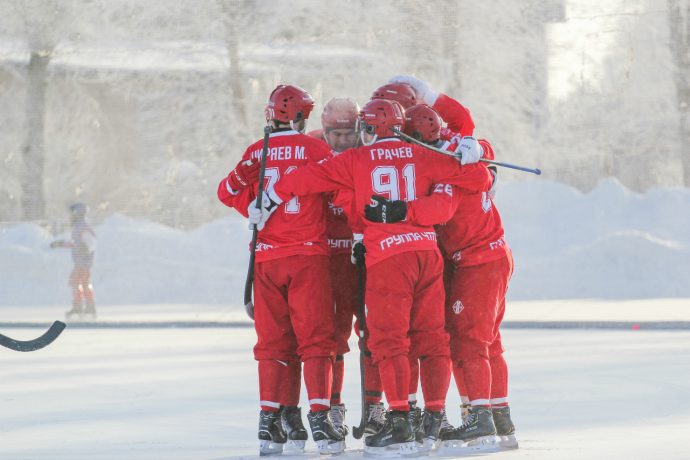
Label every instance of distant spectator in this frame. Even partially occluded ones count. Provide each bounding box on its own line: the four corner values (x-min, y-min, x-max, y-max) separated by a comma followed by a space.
50, 203, 96, 319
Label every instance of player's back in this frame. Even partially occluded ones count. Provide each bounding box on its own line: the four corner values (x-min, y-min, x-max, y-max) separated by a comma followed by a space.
243, 130, 332, 262
347, 138, 461, 266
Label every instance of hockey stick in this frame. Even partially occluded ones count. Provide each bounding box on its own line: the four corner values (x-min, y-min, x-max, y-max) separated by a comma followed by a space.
0, 321, 66, 352
243, 125, 272, 319
351, 256, 368, 439
390, 127, 542, 175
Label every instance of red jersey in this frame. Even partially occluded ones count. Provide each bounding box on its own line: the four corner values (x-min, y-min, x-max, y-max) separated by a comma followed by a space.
306, 128, 357, 255
407, 140, 509, 267
433, 93, 475, 137
272, 138, 493, 267
217, 129, 332, 262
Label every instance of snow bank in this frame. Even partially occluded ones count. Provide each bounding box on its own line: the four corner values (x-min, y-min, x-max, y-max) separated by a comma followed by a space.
1, 179, 688, 307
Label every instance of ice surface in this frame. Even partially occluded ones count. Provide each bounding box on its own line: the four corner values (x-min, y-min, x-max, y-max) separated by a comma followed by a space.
2, 327, 690, 459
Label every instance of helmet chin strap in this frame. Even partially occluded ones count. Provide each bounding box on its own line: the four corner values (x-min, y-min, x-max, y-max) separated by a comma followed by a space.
290, 119, 307, 133
361, 131, 378, 146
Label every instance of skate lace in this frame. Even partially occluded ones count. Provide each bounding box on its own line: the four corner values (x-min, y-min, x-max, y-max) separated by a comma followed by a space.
439, 409, 452, 430
283, 408, 304, 431
329, 405, 345, 427
458, 410, 478, 429
368, 404, 386, 424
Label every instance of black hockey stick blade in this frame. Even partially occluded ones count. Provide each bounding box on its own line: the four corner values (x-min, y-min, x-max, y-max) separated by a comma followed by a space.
0, 321, 66, 352
390, 127, 542, 175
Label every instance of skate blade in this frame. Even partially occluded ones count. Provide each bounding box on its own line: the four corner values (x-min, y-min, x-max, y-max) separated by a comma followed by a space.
438, 435, 500, 454
364, 441, 418, 457
259, 440, 284, 456
283, 439, 306, 454
498, 434, 519, 450
417, 437, 439, 453
315, 439, 345, 454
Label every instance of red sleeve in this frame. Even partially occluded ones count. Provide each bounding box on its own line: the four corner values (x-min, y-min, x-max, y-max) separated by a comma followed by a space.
479, 139, 495, 160
274, 149, 355, 201
432, 93, 475, 137
405, 183, 460, 226
216, 147, 255, 216
443, 163, 493, 193
418, 145, 492, 194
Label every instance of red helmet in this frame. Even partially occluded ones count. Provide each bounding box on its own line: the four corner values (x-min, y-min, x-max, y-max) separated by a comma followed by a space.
265, 84, 315, 123
359, 99, 404, 138
370, 83, 417, 109
404, 104, 442, 142
321, 97, 360, 130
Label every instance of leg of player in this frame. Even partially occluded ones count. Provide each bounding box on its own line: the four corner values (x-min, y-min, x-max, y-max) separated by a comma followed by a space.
359, 327, 386, 435
80, 269, 96, 319
440, 256, 513, 454
407, 358, 423, 445
489, 254, 518, 449
364, 252, 438, 457
280, 360, 308, 454
329, 252, 358, 436
66, 268, 83, 319
288, 254, 345, 454
408, 250, 451, 453
253, 259, 296, 456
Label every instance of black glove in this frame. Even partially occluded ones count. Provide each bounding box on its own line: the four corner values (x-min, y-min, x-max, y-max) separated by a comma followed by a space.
351, 238, 366, 265
364, 195, 407, 223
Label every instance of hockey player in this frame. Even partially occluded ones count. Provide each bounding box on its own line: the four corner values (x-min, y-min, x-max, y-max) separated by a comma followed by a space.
50, 202, 96, 319
369, 82, 474, 446
370, 82, 418, 109
217, 84, 344, 455
309, 97, 387, 436
250, 98, 493, 456
388, 75, 519, 452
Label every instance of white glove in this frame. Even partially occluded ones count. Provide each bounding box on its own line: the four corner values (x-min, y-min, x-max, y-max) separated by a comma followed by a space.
247, 186, 283, 231
389, 75, 439, 106
455, 136, 483, 165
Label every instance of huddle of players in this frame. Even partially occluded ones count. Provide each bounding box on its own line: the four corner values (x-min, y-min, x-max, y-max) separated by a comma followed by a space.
217, 75, 517, 456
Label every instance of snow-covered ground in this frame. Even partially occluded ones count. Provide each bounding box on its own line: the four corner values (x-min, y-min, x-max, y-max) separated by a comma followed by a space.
2, 179, 689, 310
2, 326, 690, 460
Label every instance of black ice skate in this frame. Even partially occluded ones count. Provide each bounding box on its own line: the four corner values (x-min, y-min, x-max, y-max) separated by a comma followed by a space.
492, 406, 519, 449
439, 406, 499, 454
281, 406, 308, 454
307, 409, 345, 454
419, 409, 445, 452
258, 410, 287, 456
409, 404, 424, 444
364, 402, 387, 435
330, 403, 349, 436
438, 408, 455, 439
364, 410, 417, 457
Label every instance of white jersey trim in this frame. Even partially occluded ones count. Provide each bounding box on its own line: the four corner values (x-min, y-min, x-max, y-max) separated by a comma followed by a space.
260, 400, 281, 409
470, 398, 491, 406
309, 398, 330, 407
373, 137, 402, 145
269, 130, 299, 138
225, 180, 240, 196
490, 397, 508, 405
